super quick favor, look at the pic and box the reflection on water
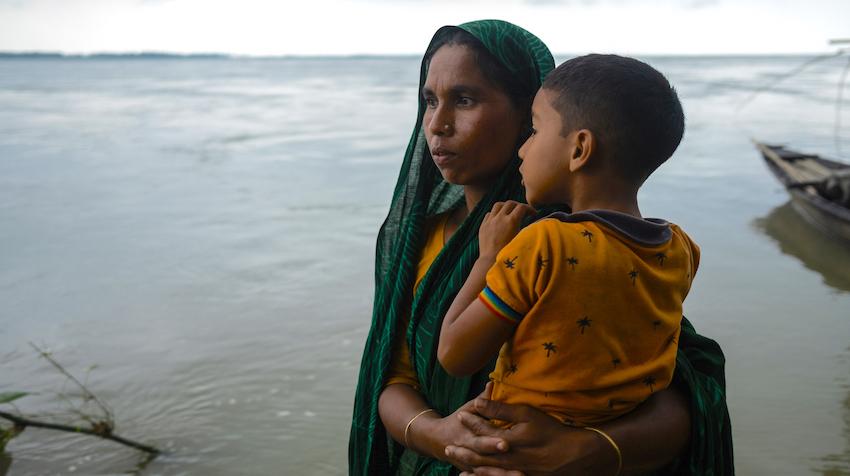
[754,202,850,293]
[815,348,850,475]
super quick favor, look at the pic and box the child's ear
[568,129,594,173]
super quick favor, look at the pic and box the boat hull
[755,141,850,243]
[788,189,850,242]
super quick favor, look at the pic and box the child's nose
[518,136,530,160]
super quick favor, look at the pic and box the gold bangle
[403,408,435,448]
[585,426,622,476]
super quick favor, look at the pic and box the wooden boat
[754,141,850,242]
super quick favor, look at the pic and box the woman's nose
[427,105,453,136]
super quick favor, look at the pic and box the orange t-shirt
[479,210,699,426]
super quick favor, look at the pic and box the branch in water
[29,342,114,426]
[0,410,159,455]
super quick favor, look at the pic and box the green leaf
[0,392,28,404]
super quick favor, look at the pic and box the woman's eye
[424,96,437,108]
[457,97,474,106]
[530,127,537,136]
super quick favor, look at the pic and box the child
[438,54,699,428]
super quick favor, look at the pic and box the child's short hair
[542,54,685,184]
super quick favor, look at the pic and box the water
[0,55,848,475]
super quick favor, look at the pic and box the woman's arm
[598,385,691,475]
[445,385,690,476]
[378,383,511,470]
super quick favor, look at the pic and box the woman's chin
[435,166,502,191]
[436,167,466,185]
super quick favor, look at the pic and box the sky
[0,0,848,56]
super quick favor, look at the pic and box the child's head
[518,54,684,207]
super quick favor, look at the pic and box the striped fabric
[479,286,523,324]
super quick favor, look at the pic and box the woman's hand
[479,201,535,260]
[446,385,690,476]
[444,395,616,476]
[410,386,512,471]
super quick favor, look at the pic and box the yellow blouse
[384,212,449,390]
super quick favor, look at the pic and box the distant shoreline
[0,52,420,60]
[0,51,829,60]
[0,52,231,60]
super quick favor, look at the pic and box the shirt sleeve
[478,222,552,325]
[687,236,700,280]
[674,225,701,286]
[383,315,420,390]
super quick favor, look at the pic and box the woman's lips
[431,147,457,166]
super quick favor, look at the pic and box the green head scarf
[349,19,733,476]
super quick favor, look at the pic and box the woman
[350,20,733,475]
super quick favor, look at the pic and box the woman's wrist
[407,411,445,460]
[404,409,435,448]
[583,427,623,476]
[549,424,620,476]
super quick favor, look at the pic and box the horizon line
[0,50,839,59]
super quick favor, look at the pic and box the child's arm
[438,201,534,377]
[438,256,511,377]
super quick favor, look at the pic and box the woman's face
[422,44,525,189]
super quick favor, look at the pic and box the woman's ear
[568,129,594,173]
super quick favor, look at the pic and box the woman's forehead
[424,44,491,90]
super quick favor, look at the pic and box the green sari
[349,19,734,476]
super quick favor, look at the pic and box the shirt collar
[544,209,672,246]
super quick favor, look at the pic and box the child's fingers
[500,201,518,215]
[506,203,534,217]
[491,202,504,215]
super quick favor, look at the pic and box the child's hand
[478,201,535,260]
